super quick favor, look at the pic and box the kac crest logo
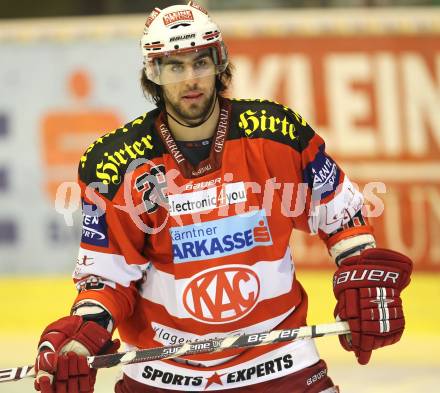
[183,265,261,324]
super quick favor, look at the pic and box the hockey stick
[0,320,349,383]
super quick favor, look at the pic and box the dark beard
[166,90,216,126]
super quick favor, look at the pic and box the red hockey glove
[34,315,120,393]
[333,248,412,365]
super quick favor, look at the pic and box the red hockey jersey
[73,97,371,390]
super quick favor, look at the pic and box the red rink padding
[114,359,336,393]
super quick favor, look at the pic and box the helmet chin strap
[166,95,218,129]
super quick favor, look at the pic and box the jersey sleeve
[263,106,374,251]
[73,169,150,326]
[299,131,374,247]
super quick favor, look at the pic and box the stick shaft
[0,321,349,382]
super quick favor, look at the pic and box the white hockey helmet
[141,1,228,85]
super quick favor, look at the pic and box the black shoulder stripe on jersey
[79,108,167,201]
[227,98,315,153]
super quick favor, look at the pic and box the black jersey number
[134,165,168,214]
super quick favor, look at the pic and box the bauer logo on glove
[333,248,413,365]
[334,268,400,286]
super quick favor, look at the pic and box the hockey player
[34,2,413,392]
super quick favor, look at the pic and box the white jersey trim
[308,176,364,235]
[73,248,148,288]
[139,248,294,320]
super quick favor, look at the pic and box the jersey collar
[155,96,231,178]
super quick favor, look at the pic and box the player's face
[160,50,217,125]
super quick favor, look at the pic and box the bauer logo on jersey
[81,201,108,247]
[304,147,340,200]
[168,182,247,216]
[170,209,272,263]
